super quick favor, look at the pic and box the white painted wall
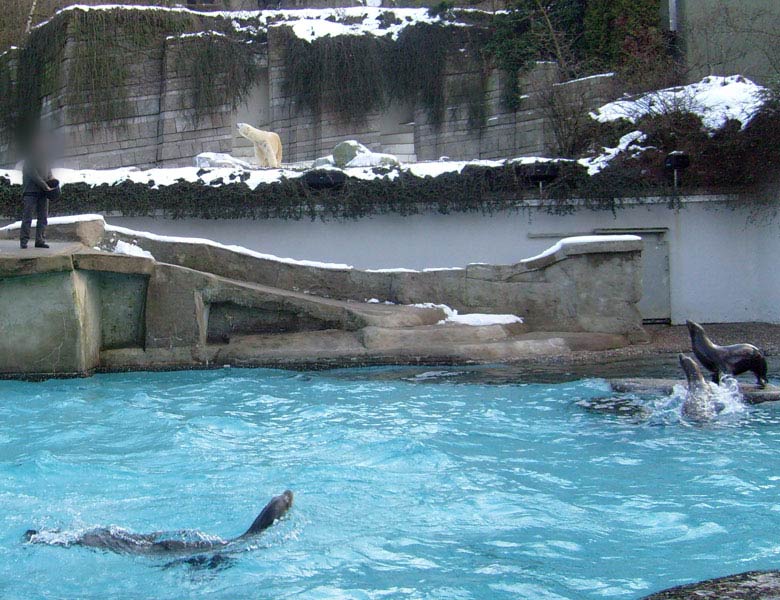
[110,196,780,324]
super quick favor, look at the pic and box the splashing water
[671,375,748,424]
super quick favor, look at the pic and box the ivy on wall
[280,22,489,128]
[65,9,196,123]
[0,2,671,144]
[174,33,262,123]
[0,162,621,222]
[3,7,261,140]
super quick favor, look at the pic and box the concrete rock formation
[0,216,646,377]
[641,571,780,599]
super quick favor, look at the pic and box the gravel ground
[502,322,780,381]
[568,322,780,363]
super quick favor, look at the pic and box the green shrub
[0,162,642,222]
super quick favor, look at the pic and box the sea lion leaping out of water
[687,320,768,388]
[679,354,721,422]
[24,490,293,557]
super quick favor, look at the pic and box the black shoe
[35,243,50,249]
[20,242,27,249]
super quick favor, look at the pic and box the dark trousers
[20,195,48,246]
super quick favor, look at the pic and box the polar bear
[237,123,283,168]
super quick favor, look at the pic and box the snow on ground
[578,131,650,175]
[279,8,457,42]
[444,313,524,326]
[113,240,154,259]
[591,75,767,131]
[0,156,563,190]
[520,235,641,264]
[40,4,473,43]
[0,165,305,191]
[411,302,523,326]
[405,159,507,178]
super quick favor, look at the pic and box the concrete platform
[0,218,648,378]
[609,378,780,404]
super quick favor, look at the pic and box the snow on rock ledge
[521,235,642,267]
[591,75,766,132]
[0,215,642,280]
[0,156,565,191]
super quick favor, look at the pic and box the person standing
[20,137,52,249]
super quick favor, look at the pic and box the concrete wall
[0,271,100,375]
[0,17,615,169]
[0,231,645,376]
[677,0,780,83]
[109,195,780,325]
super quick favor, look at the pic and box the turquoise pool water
[2,367,780,599]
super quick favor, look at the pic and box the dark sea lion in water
[679,354,721,422]
[687,320,768,387]
[641,570,780,599]
[24,490,293,557]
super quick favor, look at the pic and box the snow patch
[0,214,106,231]
[0,165,304,191]
[578,131,649,175]
[113,240,154,260]
[445,313,524,326]
[410,302,522,326]
[591,75,766,131]
[346,152,399,168]
[274,8,462,42]
[105,224,355,271]
[194,152,253,170]
[405,159,506,178]
[0,156,569,192]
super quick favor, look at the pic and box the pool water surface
[1,366,780,599]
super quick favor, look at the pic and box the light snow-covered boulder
[194,152,253,170]
[332,140,401,168]
[346,152,400,168]
[333,140,371,167]
[312,155,336,168]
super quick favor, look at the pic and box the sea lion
[687,320,768,388]
[679,354,720,422]
[24,490,293,557]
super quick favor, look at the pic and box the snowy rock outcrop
[332,140,400,169]
[194,153,253,170]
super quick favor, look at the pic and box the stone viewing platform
[0,216,646,378]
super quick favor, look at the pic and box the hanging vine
[174,33,261,124]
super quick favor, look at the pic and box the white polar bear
[237,123,283,168]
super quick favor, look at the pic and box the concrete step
[360,322,527,350]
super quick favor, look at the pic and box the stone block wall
[267,27,385,160]
[0,16,616,169]
[53,28,168,169]
[155,36,245,167]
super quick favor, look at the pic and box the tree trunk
[25,0,38,34]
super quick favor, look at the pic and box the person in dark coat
[20,136,53,249]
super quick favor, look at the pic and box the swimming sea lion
[687,320,768,388]
[24,490,293,557]
[679,354,720,422]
